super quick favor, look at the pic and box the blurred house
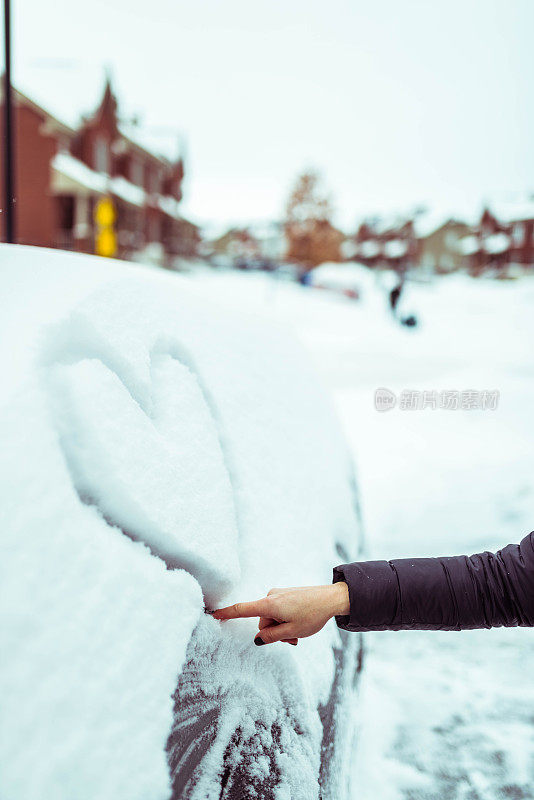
[249,221,287,263]
[207,221,286,269]
[353,216,416,271]
[0,76,199,265]
[457,199,534,275]
[350,202,534,276]
[413,212,472,274]
[285,218,344,270]
[481,201,534,269]
[210,227,259,267]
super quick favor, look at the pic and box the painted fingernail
[204,608,215,615]
[254,637,265,646]
[289,641,298,646]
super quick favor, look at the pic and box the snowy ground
[189,266,534,800]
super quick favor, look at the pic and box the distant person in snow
[210,531,534,645]
[388,273,418,328]
[389,277,404,315]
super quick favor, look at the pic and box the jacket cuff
[332,560,401,631]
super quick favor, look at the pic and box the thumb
[255,622,295,646]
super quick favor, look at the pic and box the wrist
[329,581,350,617]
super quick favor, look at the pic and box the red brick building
[480,203,534,267]
[353,216,417,271]
[455,202,534,275]
[0,76,199,264]
[352,203,534,275]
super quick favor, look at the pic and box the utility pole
[3,0,15,243]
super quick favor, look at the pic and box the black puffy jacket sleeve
[332,531,534,631]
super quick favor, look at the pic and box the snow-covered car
[0,245,365,800]
[308,261,379,301]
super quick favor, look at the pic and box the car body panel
[1,245,364,799]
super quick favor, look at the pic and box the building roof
[485,199,534,224]
[118,123,181,166]
[157,195,182,220]
[365,215,408,236]
[0,84,76,137]
[13,68,104,132]
[10,69,181,165]
[412,211,453,239]
[412,204,483,238]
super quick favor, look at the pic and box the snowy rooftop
[12,67,181,163]
[12,67,102,131]
[157,195,182,220]
[118,123,181,165]
[412,202,485,238]
[486,198,534,224]
[412,210,454,239]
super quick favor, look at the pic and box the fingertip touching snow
[0,245,364,800]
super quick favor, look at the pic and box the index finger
[211,598,270,620]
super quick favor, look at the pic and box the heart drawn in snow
[47,349,240,605]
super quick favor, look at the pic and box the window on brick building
[94,136,110,174]
[130,158,144,187]
[57,135,71,154]
[148,215,161,242]
[149,168,162,195]
[512,222,524,245]
[56,195,75,231]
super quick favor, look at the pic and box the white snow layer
[189,265,534,800]
[0,245,362,800]
[0,380,203,799]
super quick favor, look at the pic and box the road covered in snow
[191,265,534,800]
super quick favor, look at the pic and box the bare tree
[284,171,343,269]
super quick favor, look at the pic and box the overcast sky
[9,0,534,230]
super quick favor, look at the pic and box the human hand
[210,582,350,646]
